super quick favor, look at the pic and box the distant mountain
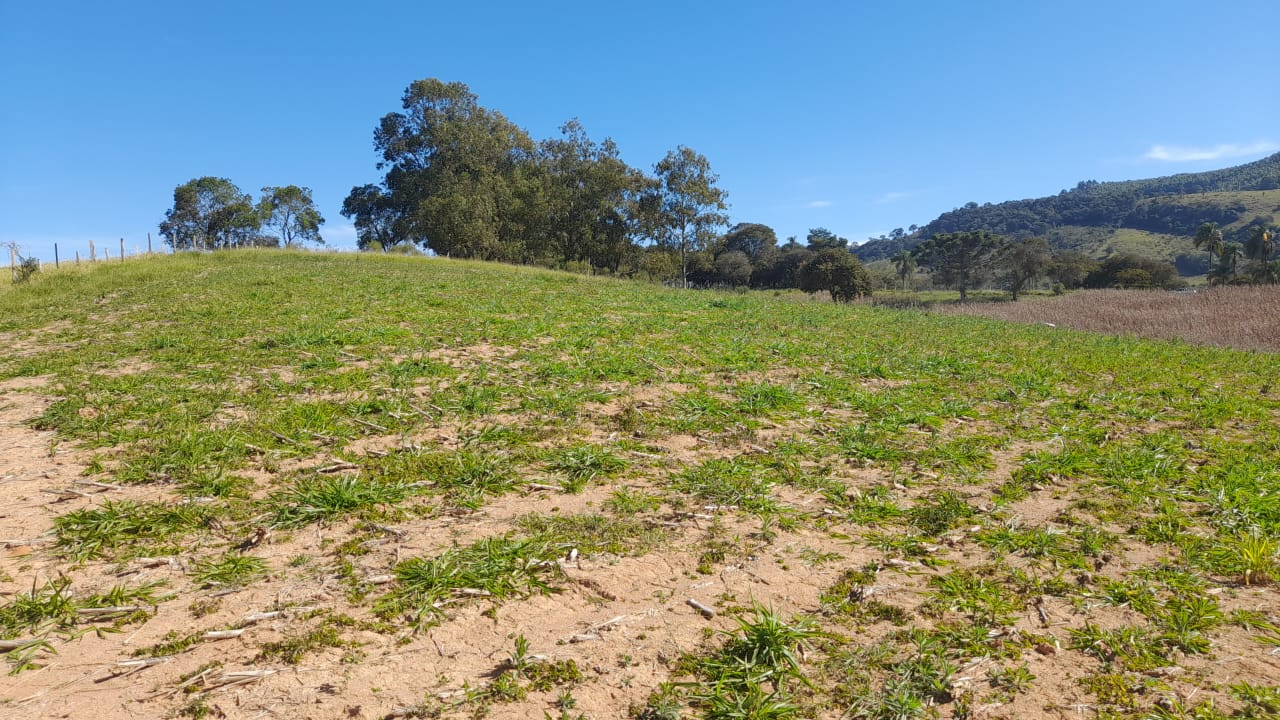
[855,152,1280,272]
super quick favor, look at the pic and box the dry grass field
[941,286,1280,353]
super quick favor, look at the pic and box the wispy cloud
[1143,141,1279,162]
[806,200,832,209]
[323,224,359,248]
[874,191,910,205]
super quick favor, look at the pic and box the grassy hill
[856,153,1280,268]
[2,252,1279,719]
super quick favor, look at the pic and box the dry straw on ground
[942,286,1280,352]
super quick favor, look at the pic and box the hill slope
[856,152,1280,265]
[2,252,1279,719]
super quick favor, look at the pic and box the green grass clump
[374,537,564,628]
[190,554,267,589]
[270,474,409,528]
[682,605,820,720]
[54,500,217,561]
[545,444,626,493]
[1,578,168,672]
[516,513,669,556]
[670,457,780,515]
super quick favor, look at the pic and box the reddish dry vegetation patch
[941,286,1280,352]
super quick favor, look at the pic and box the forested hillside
[857,152,1280,266]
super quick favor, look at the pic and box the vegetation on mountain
[856,152,1280,268]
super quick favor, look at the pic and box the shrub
[799,248,872,302]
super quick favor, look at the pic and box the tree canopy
[997,237,1051,300]
[799,248,871,302]
[650,146,729,288]
[341,184,401,251]
[911,231,1004,301]
[159,177,261,250]
[259,185,325,247]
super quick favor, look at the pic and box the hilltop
[1,252,1278,719]
[856,152,1280,269]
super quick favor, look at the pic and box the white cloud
[323,223,359,249]
[1143,141,1279,162]
[874,191,910,205]
[806,200,832,208]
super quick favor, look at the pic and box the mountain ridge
[855,151,1280,266]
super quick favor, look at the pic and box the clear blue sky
[3,1,1278,261]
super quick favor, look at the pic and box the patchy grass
[2,250,1279,718]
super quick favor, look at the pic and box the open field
[941,286,1280,353]
[1,251,1279,720]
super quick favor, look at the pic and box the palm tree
[1193,223,1224,273]
[1244,226,1277,283]
[891,250,916,291]
[1210,242,1244,284]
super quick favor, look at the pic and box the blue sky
[2,1,1278,261]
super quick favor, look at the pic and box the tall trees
[997,237,1051,300]
[651,146,729,288]
[1244,225,1278,283]
[536,119,647,271]
[259,186,325,247]
[798,248,871,302]
[1193,222,1224,271]
[370,78,537,260]
[159,177,260,250]
[1047,250,1098,289]
[341,184,402,250]
[1210,242,1244,284]
[891,249,916,291]
[348,79,684,273]
[720,223,778,265]
[911,231,1003,301]
[805,227,848,250]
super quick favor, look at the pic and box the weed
[547,444,626,493]
[671,457,779,515]
[907,490,975,536]
[256,616,349,664]
[517,513,668,556]
[191,554,267,589]
[54,500,216,561]
[1209,531,1278,586]
[375,537,563,628]
[926,569,1023,625]
[1231,682,1280,718]
[270,474,407,527]
[606,487,663,515]
[685,605,818,720]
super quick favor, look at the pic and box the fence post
[120,238,125,263]
[76,251,80,265]
[54,243,59,269]
[147,233,152,254]
[8,246,14,282]
[90,239,96,262]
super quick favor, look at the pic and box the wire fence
[7,235,170,282]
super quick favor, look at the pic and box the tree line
[154,77,1280,299]
[1193,222,1280,285]
[159,178,325,250]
